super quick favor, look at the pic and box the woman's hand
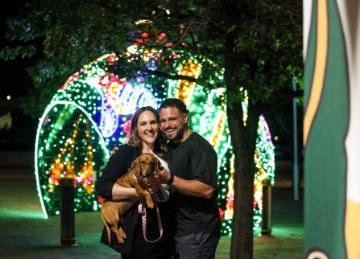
[111,145,120,155]
[147,180,161,195]
[142,170,161,195]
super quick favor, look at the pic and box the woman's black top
[95,144,174,258]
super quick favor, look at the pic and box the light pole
[293,80,299,201]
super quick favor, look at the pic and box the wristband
[167,173,174,185]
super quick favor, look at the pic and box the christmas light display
[34,32,275,235]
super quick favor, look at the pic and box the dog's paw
[116,231,126,243]
[117,237,125,244]
[119,228,127,239]
[146,200,155,209]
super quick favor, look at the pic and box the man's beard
[167,126,186,143]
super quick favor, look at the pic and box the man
[158,98,221,259]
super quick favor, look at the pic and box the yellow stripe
[345,200,360,259]
[303,0,328,145]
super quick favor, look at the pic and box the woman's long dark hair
[127,106,167,159]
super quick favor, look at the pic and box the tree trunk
[223,25,261,257]
[227,104,258,259]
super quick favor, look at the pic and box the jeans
[174,232,220,259]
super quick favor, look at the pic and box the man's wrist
[167,173,174,185]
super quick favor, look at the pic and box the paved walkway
[0,151,303,258]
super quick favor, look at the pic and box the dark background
[0,1,38,151]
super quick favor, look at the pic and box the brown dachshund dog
[101,153,162,244]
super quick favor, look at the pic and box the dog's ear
[156,157,163,170]
[131,156,141,178]
[154,157,163,175]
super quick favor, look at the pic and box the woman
[95,106,173,259]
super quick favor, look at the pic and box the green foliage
[0,45,37,60]
[2,0,302,117]
[1,0,162,116]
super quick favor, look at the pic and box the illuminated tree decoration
[34,32,275,235]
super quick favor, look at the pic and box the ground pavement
[0,151,303,258]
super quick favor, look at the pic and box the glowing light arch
[35,53,166,217]
[35,38,275,235]
[35,101,110,218]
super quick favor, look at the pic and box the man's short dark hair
[160,98,188,114]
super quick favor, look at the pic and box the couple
[95,98,221,259]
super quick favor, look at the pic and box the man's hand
[158,167,172,185]
[141,170,161,195]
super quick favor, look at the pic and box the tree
[1,0,302,258]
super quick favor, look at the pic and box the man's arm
[159,168,215,199]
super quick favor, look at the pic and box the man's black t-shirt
[168,132,221,237]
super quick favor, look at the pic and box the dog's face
[131,153,161,183]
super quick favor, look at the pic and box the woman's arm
[110,183,139,201]
[95,145,140,200]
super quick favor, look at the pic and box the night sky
[0,1,37,150]
[0,1,34,100]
